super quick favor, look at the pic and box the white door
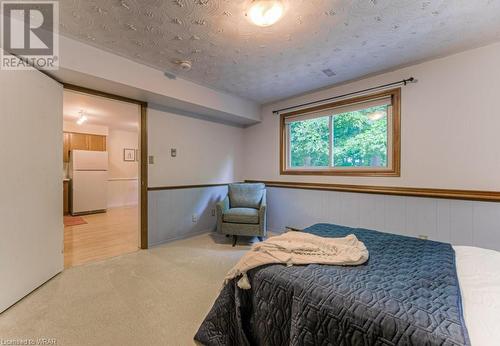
[0,66,63,312]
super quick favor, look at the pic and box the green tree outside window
[289,105,388,168]
[290,117,329,167]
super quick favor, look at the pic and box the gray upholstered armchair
[216,183,267,246]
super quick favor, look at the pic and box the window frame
[280,88,401,177]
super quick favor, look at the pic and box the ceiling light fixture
[77,110,88,125]
[247,0,285,27]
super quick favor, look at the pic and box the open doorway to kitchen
[62,87,145,268]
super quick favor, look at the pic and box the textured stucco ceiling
[60,0,500,103]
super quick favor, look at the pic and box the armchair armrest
[259,190,267,210]
[259,191,267,235]
[217,196,229,213]
[216,196,229,233]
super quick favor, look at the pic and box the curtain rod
[272,77,417,115]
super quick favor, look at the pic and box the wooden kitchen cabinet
[63,181,69,215]
[63,132,107,162]
[69,133,89,151]
[63,132,70,162]
[88,134,106,151]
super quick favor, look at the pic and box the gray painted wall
[148,186,228,247]
[148,185,500,252]
[266,187,500,252]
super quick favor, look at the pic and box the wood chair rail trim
[245,180,500,202]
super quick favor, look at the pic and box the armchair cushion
[228,183,265,209]
[223,208,259,224]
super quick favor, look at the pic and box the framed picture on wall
[124,148,136,162]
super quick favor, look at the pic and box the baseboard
[107,203,139,209]
[148,228,214,248]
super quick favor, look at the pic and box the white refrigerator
[69,150,108,215]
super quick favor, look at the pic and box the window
[280,89,400,176]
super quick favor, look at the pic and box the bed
[195,223,500,346]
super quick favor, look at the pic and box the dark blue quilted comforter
[195,224,470,345]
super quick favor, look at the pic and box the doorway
[62,85,147,268]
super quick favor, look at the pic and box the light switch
[148,155,154,164]
[171,148,177,157]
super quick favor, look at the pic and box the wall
[148,106,244,187]
[148,186,228,246]
[243,42,500,191]
[266,188,500,251]
[147,106,245,246]
[243,42,500,249]
[63,121,108,136]
[107,129,139,208]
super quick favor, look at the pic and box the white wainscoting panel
[148,186,228,247]
[266,187,500,251]
[107,178,139,209]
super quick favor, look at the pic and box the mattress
[196,223,472,345]
[454,246,500,346]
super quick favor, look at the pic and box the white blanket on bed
[455,246,500,346]
[225,231,369,289]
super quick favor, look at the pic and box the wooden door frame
[63,83,149,249]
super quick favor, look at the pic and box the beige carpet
[0,233,256,345]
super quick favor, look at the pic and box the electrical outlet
[148,155,154,164]
[418,235,428,240]
[211,209,216,216]
[192,214,197,223]
[171,148,177,157]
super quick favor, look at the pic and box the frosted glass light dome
[247,0,285,27]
